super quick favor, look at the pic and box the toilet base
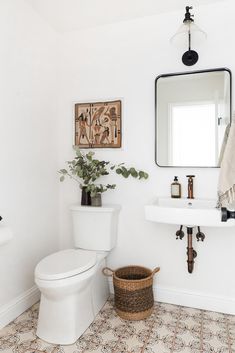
[92,257,109,316]
[36,274,95,344]
[36,258,109,345]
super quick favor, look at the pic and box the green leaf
[86,154,92,161]
[130,168,138,178]
[138,171,149,179]
[116,168,122,174]
[86,151,94,160]
[138,171,144,179]
[60,175,65,182]
[107,184,116,189]
[122,171,129,178]
[144,172,149,179]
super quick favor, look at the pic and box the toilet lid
[35,249,97,280]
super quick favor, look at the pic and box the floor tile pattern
[0,298,234,353]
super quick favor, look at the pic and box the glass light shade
[170,21,207,48]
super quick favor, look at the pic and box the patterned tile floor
[0,298,235,353]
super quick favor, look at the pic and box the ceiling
[26,0,225,32]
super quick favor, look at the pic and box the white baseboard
[108,279,235,315]
[155,286,235,315]
[0,285,40,329]
[1,281,233,330]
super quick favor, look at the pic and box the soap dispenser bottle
[171,176,181,198]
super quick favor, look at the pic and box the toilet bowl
[35,205,121,345]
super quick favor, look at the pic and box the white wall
[0,0,59,324]
[58,0,235,313]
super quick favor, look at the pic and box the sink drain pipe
[187,227,197,273]
[176,226,205,273]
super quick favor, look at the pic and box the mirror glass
[155,69,231,167]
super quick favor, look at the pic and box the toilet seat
[35,249,97,281]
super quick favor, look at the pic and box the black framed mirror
[155,68,232,167]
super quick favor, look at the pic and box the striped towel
[217,115,235,207]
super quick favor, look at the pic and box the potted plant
[59,148,148,206]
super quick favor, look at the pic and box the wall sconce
[171,6,207,66]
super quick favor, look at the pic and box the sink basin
[145,197,235,227]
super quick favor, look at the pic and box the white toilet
[34,204,121,345]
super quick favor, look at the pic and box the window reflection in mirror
[155,69,231,167]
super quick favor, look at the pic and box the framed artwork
[74,100,122,148]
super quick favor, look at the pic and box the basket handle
[102,267,114,277]
[151,267,160,277]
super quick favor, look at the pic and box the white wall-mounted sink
[145,197,235,227]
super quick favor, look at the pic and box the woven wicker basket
[103,265,160,320]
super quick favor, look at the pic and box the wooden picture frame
[74,100,121,148]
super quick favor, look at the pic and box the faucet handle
[176,225,184,240]
[186,175,195,178]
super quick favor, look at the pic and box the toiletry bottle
[171,176,181,198]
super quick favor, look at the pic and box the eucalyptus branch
[59,170,82,186]
[59,148,149,197]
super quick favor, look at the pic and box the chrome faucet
[186,175,195,199]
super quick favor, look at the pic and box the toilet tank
[70,205,121,251]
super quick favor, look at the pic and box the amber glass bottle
[171,176,181,198]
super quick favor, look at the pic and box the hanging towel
[217,114,235,207]
[218,123,230,167]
